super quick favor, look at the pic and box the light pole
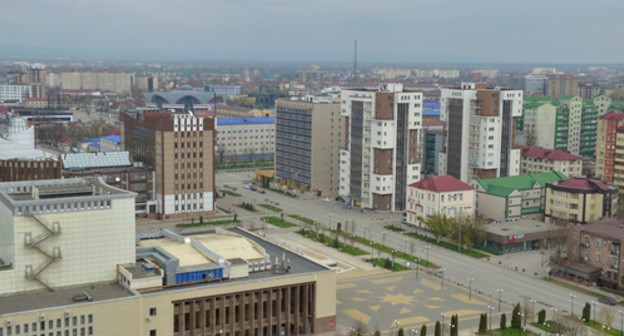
[411,328,418,336]
[382,231,387,247]
[467,278,474,300]
[497,289,503,312]
[425,245,430,265]
[458,220,462,252]
[551,307,557,321]
[441,313,447,336]
[363,225,367,240]
[439,268,446,289]
[593,301,598,322]
[393,319,400,336]
[619,310,623,336]
[488,306,494,331]
[570,294,577,317]
[329,213,333,230]
[530,299,537,323]
[403,237,408,254]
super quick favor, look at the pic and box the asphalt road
[209,171,622,326]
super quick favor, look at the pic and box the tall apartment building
[547,74,578,99]
[0,85,33,103]
[339,84,422,211]
[439,83,523,182]
[275,97,341,196]
[216,117,275,164]
[51,71,135,94]
[422,120,444,175]
[595,112,624,184]
[524,74,548,96]
[120,110,215,218]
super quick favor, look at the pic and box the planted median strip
[261,216,298,228]
[258,204,282,212]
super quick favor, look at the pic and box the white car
[243,183,252,189]
[322,197,332,203]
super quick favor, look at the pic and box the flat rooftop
[0,283,134,315]
[486,219,561,236]
[0,177,131,203]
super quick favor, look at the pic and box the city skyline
[1,0,623,63]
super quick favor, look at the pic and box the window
[149,308,157,317]
[150,331,157,336]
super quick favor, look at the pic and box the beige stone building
[519,146,582,177]
[0,178,337,336]
[275,97,341,196]
[545,176,618,225]
[120,110,215,218]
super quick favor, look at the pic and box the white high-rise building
[439,83,523,182]
[339,84,423,211]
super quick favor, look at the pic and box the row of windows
[17,201,112,216]
[0,315,93,336]
[219,129,273,133]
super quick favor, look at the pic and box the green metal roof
[474,171,568,197]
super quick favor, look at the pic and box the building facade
[339,84,423,211]
[216,117,275,165]
[422,120,444,175]
[50,71,135,94]
[471,171,568,221]
[547,74,578,99]
[0,85,33,103]
[120,110,215,218]
[275,98,341,196]
[405,175,475,227]
[519,146,582,177]
[545,176,618,225]
[439,83,523,182]
[523,74,548,96]
[595,112,624,184]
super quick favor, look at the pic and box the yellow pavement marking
[427,297,444,301]
[357,289,373,295]
[371,276,402,285]
[343,309,371,325]
[396,316,430,326]
[351,297,366,302]
[400,307,412,315]
[420,278,441,291]
[424,304,441,309]
[337,283,357,290]
[380,293,415,305]
[370,305,381,312]
[451,293,486,305]
[385,286,397,292]
[441,309,482,318]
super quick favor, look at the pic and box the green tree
[434,321,441,336]
[582,302,591,322]
[450,314,458,336]
[500,313,507,330]
[398,328,404,336]
[421,214,453,243]
[538,309,546,324]
[511,303,522,329]
[421,324,427,336]
[478,314,487,334]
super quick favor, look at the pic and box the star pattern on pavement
[379,292,415,306]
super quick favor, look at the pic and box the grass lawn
[258,204,282,212]
[268,187,298,198]
[583,320,622,336]
[262,216,298,228]
[488,328,534,336]
[235,204,259,213]
[404,231,489,258]
[368,258,410,272]
[384,224,405,232]
[176,219,240,228]
[220,190,241,197]
[288,214,315,225]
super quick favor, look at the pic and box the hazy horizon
[1,0,623,64]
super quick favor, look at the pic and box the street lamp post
[411,328,418,336]
[551,307,557,321]
[403,237,408,254]
[393,320,400,336]
[593,301,598,322]
[441,313,447,336]
[570,294,577,317]
[619,310,623,336]
[497,289,503,312]
[363,225,367,240]
[382,231,387,247]
[425,245,431,265]
[530,299,537,323]
[440,268,446,290]
[467,278,474,300]
[488,306,494,331]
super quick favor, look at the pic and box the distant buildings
[471,171,568,221]
[275,97,341,196]
[484,219,566,254]
[216,117,275,164]
[144,86,217,112]
[595,111,624,184]
[547,74,578,99]
[47,70,136,94]
[405,175,475,227]
[0,85,34,103]
[523,74,548,96]
[439,83,523,182]
[518,146,582,177]
[545,176,618,225]
[120,110,215,218]
[339,84,423,211]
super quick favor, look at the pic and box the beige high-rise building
[56,71,135,94]
[547,74,578,99]
[275,97,341,196]
[120,110,215,218]
[340,84,423,211]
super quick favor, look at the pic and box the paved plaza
[337,270,512,335]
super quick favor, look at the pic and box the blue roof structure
[217,117,275,126]
[101,135,120,145]
[423,101,440,118]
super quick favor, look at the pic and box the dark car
[598,296,618,306]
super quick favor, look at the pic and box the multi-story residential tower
[439,83,523,182]
[547,74,578,99]
[275,97,341,196]
[545,176,618,225]
[339,84,423,211]
[422,120,444,175]
[120,110,215,218]
[215,117,275,165]
[595,112,624,184]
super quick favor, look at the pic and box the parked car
[323,197,332,203]
[256,188,266,194]
[243,183,252,189]
[250,185,257,191]
[598,296,618,306]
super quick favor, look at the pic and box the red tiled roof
[409,175,472,192]
[422,120,444,127]
[552,176,612,191]
[599,111,624,121]
[519,146,581,161]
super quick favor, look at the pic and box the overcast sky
[1,0,623,63]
